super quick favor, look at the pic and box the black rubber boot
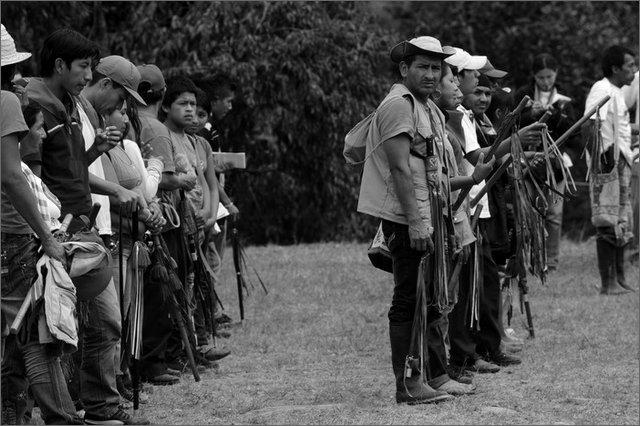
[389,322,452,404]
[597,239,630,295]
[616,245,636,291]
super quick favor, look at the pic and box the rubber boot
[597,239,630,295]
[616,246,636,291]
[389,322,452,404]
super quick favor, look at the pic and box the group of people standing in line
[1,24,241,424]
[0,19,638,425]
[355,35,638,404]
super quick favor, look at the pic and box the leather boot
[389,322,452,404]
[597,239,630,295]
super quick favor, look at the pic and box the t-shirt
[585,77,633,165]
[1,90,32,234]
[139,110,175,174]
[168,130,203,210]
[457,104,490,219]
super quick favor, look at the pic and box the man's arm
[382,133,431,252]
[88,173,144,215]
[1,134,65,262]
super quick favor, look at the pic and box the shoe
[167,359,207,375]
[214,312,233,324]
[199,345,231,361]
[471,358,500,373]
[215,329,232,339]
[446,365,473,385]
[165,368,182,377]
[502,340,523,354]
[489,351,522,366]
[84,408,150,425]
[146,373,180,386]
[433,379,476,396]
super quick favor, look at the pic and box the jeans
[111,242,132,376]
[381,220,448,388]
[77,279,121,417]
[1,234,78,424]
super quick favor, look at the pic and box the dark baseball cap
[95,55,146,105]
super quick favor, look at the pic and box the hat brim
[483,69,508,79]
[1,51,32,67]
[390,41,453,63]
[123,86,147,106]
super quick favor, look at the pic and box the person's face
[59,57,93,96]
[165,92,196,129]
[615,54,637,86]
[437,67,463,110]
[211,94,234,121]
[188,105,210,133]
[464,86,492,115]
[533,68,557,92]
[104,104,128,139]
[457,69,479,96]
[401,55,442,101]
[94,78,127,116]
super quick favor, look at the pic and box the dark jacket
[25,78,93,218]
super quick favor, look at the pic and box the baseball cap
[95,55,146,105]
[444,47,486,71]
[477,74,493,90]
[137,64,166,93]
[390,36,455,63]
[1,24,31,66]
[480,58,508,79]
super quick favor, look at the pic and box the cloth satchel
[589,100,621,228]
[367,221,392,273]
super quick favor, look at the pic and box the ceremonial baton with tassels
[467,97,611,208]
[447,205,483,289]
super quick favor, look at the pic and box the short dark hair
[194,87,212,115]
[193,74,236,101]
[0,64,17,89]
[39,29,100,77]
[162,76,199,108]
[139,84,165,105]
[602,45,634,78]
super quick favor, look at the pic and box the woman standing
[514,53,577,272]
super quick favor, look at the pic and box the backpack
[343,92,413,165]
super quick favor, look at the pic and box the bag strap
[359,93,420,166]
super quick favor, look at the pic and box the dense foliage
[2,1,638,244]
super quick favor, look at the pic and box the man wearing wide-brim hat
[357,36,474,404]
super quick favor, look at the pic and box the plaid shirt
[21,162,61,232]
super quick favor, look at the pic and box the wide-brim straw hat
[1,24,31,67]
[390,36,454,63]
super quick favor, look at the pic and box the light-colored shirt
[76,100,112,235]
[585,77,633,165]
[457,104,490,218]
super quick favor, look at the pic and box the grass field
[54,238,630,425]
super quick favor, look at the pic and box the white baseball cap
[443,47,486,71]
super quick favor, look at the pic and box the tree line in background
[2,1,638,244]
